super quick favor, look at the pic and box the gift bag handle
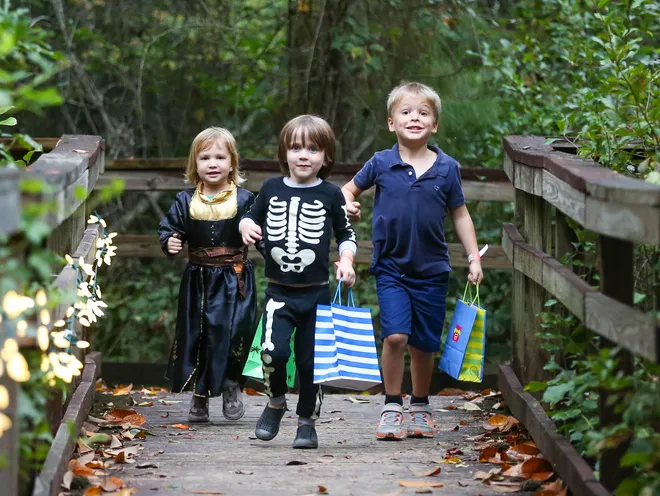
[462,281,480,307]
[333,279,356,307]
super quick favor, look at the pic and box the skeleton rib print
[267,196,325,273]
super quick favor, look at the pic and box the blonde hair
[387,82,442,122]
[278,115,336,180]
[184,127,245,186]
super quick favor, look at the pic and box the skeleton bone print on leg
[269,197,325,273]
[262,298,285,396]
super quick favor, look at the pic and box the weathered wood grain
[32,352,102,496]
[542,258,593,322]
[513,161,543,196]
[0,168,20,235]
[114,234,512,269]
[585,292,657,362]
[585,196,660,246]
[542,170,586,225]
[116,391,507,495]
[498,365,610,496]
[503,222,658,362]
[100,168,514,201]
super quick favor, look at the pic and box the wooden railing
[97,157,515,268]
[0,136,104,495]
[499,136,660,495]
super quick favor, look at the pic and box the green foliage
[529,300,660,494]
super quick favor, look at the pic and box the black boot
[188,395,209,423]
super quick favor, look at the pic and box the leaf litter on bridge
[62,381,568,495]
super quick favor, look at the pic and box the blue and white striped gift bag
[313,284,382,390]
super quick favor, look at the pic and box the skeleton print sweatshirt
[241,177,357,285]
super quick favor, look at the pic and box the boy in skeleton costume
[240,115,357,449]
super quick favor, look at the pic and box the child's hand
[335,256,356,287]
[468,260,483,285]
[167,233,183,255]
[240,220,262,245]
[346,201,361,222]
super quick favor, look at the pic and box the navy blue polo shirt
[353,143,465,278]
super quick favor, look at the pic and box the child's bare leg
[381,333,408,395]
[376,333,408,440]
[408,346,434,398]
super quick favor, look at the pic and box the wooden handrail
[99,160,515,202]
[0,135,104,494]
[503,136,660,244]
[113,234,513,269]
[502,222,657,361]
[501,135,660,494]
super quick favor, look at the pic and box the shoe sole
[406,429,435,438]
[376,432,405,440]
[188,415,210,423]
[255,428,279,441]
[223,407,245,421]
[292,441,318,449]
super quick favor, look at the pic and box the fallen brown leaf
[479,446,497,462]
[112,384,133,396]
[77,452,95,466]
[171,424,190,430]
[411,467,441,477]
[191,492,224,495]
[123,413,147,426]
[68,459,94,477]
[105,408,138,421]
[511,441,539,456]
[399,481,443,488]
[114,451,126,464]
[522,457,553,478]
[243,387,262,396]
[101,477,124,492]
[437,388,464,396]
[415,490,432,494]
[84,487,103,496]
[445,405,457,410]
[318,485,328,494]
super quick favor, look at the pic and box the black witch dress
[158,184,260,397]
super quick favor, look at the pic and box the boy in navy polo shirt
[342,82,483,440]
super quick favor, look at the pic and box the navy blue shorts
[376,271,450,353]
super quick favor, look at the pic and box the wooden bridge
[0,135,658,495]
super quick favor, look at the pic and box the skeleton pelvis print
[267,196,326,273]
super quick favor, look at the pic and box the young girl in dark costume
[158,127,261,422]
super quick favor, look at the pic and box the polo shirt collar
[386,143,448,177]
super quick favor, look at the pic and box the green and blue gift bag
[439,282,487,383]
[242,317,297,388]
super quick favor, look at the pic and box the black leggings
[261,283,330,419]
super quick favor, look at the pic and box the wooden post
[0,376,18,495]
[598,235,634,491]
[512,190,552,386]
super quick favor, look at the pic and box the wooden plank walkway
[112,391,508,495]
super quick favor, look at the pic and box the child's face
[286,131,325,184]
[388,93,438,145]
[196,139,232,191]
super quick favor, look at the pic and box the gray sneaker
[222,381,245,421]
[406,403,435,438]
[376,403,405,440]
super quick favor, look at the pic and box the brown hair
[277,115,336,180]
[184,127,245,186]
[387,81,442,123]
